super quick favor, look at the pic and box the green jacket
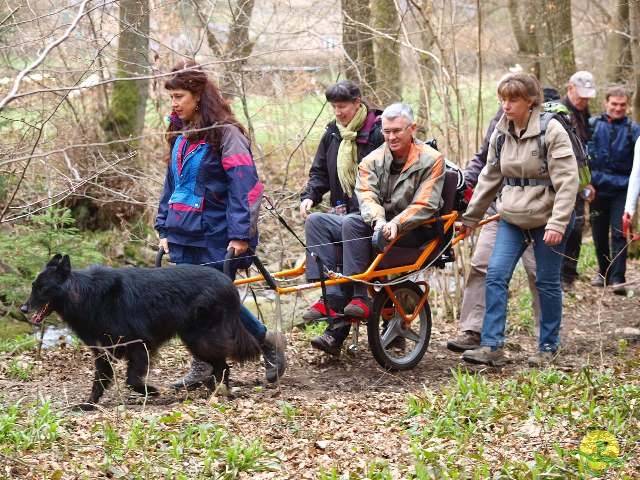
[355,140,445,233]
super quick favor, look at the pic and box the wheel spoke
[402,328,421,343]
[381,318,402,348]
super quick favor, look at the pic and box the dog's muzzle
[21,302,52,325]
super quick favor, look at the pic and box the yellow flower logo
[571,430,635,477]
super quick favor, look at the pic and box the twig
[0,0,93,111]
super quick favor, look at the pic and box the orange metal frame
[232,211,497,325]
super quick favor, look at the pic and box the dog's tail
[189,287,262,363]
[230,321,262,363]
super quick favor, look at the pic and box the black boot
[262,331,287,383]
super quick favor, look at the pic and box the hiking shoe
[343,297,372,319]
[262,330,287,383]
[590,274,605,287]
[527,350,558,367]
[447,330,481,353]
[461,346,506,366]
[310,332,343,356]
[611,283,627,296]
[302,295,346,321]
[171,357,213,390]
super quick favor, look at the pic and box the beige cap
[569,71,597,98]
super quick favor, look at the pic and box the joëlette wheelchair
[230,169,464,371]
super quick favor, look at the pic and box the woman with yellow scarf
[299,80,384,355]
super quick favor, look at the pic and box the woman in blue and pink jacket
[155,61,286,386]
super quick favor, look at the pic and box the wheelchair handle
[155,246,165,268]
[223,247,236,279]
[372,229,389,253]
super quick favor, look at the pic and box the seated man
[308,102,446,355]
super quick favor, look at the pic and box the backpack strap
[502,177,553,187]
[495,132,505,168]
[538,111,554,173]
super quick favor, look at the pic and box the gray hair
[381,103,414,124]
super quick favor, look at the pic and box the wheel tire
[367,281,431,371]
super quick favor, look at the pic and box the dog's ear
[47,254,63,267]
[57,255,71,276]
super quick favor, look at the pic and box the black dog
[21,254,261,409]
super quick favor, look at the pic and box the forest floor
[1,260,639,479]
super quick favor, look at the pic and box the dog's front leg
[125,343,159,397]
[77,350,115,410]
[204,359,231,397]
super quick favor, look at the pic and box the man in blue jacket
[587,86,640,294]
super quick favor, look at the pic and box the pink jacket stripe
[222,153,253,170]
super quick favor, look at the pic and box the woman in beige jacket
[459,73,578,367]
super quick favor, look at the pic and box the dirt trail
[1,262,639,478]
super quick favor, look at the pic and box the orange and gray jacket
[355,140,445,234]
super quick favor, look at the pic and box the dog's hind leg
[79,350,115,410]
[203,359,231,396]
[125,343,159,397]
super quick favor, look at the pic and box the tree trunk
[372,0,401,106]
[412,0,435,131]
[342,0,376,98]
[221,0,255,98]
[101,0,150,148]
[606,0,632,83]
[194,0,256,100]
[507,0,541,78]
[538,0,576,88]
[629,1,640,122]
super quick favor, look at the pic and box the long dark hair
[164,60,247,153]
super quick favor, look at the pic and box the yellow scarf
[336,104,367,197]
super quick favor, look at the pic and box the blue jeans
[481,216,574,352]
[169,243,267,342]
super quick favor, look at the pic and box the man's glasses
[382,125,409,136]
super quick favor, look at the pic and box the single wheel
[367,281,431,370]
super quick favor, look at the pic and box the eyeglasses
[382,126,409,136]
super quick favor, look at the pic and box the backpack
[495,101,591,189]
[424,137,468,212]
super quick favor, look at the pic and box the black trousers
[589,191,627,284]
[561,195,585,283]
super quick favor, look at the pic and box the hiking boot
[590,274,605,287]
[343,297,372,319]
[611,283,627,296]
[302,295,346,322]
[461,346,506,366]
[527,350,558,368]
[310,332,343,356]
[447,330,481,353]
[562,279,575,292]
[262,330,287,383]
[171,357,213,390]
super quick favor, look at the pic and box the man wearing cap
[559,71,597,290]
[587,85,640,294]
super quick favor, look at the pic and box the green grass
[0,403,278,477]
[506,266,535,336]
[0,327,34,351]
[405,367,639,478]
[301,320,329,339]
[578,241,598,278]
[5,359,33,380]
[0,400,63,453]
